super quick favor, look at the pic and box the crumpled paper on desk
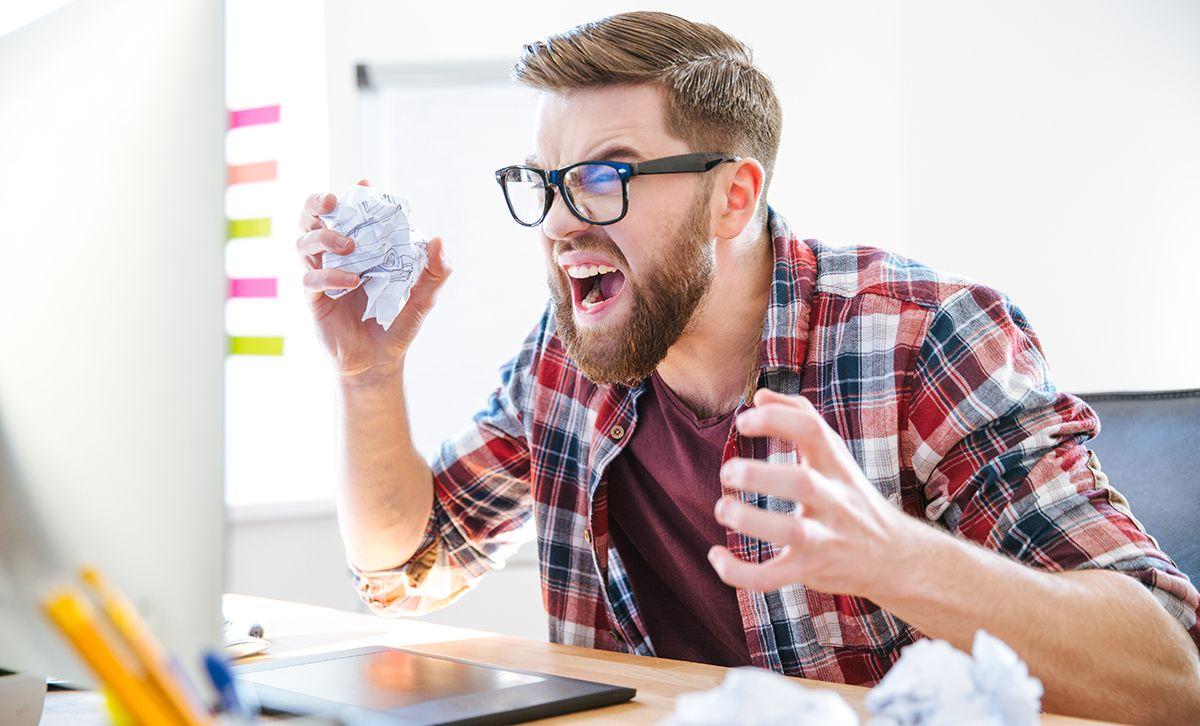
[866,629,1043,726]
[319,184,429,331]
[659,666,859,726]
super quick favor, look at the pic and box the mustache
[552,233,630,269]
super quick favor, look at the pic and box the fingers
[296,228,354,272]
[303,268,360,297]
[707,544,804,592]
[708,509,834,592]
[752,387,808,410]
[297,227,354,257]
[300,192,337,232]
[719,458,834,514]
[736,394,859,481]
[715,496,807,545]
[300,178,367,231]
[735,402,842,476]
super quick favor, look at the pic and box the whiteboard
[358,65,551,460]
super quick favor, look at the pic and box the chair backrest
[1077,389,1200,586]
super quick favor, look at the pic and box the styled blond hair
[513,11,783,222]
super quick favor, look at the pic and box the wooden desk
[43,593,1112,724]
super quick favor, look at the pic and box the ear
[712,158,765,241]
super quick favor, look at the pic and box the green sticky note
[227,217,272,239]
[227,336,284,356]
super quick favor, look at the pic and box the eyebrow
[524,143,645,170]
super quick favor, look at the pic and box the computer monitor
[0,0,226,689]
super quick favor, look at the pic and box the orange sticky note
[227,160,277,186]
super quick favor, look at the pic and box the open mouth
[563,261,627,318]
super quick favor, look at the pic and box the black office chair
[1076,389,1200,586]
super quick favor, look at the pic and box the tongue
[599,271,624,300]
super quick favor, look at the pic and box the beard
[546,185,715,386]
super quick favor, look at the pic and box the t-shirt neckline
[650,370,738,430]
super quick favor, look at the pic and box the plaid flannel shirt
[350,208,1200,685]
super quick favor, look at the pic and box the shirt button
[609,424,625,440]
[609,629,620,642]
[583,528,593,544]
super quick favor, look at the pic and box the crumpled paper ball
[660,666,859,726]
[319,184,429,331]
[865,630,1043,726]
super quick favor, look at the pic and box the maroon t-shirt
[605,371,753,667]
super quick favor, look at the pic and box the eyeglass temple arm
[631,153,740,176]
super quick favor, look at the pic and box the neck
[656,221,774,419]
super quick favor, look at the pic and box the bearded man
[295,11,1200,723]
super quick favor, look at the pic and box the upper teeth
[564,264,617,279]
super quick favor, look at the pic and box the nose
[540,185,591,241]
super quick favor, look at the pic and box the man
[296,11,1200,723]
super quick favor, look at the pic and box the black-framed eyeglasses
[494,152,740,227]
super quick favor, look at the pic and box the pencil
[80,567,214,726]
[42,588,181,725]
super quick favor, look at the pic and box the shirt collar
[757,206,816,374]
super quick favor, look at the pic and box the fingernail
[714,498,728,518]
[720,460,743,485]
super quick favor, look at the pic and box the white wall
[899,0,1200,392]
[224,0,333,507]
[326,0,1200,396]
[228,0,1200,641]
[324,1,907,251]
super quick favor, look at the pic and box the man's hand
[297,179,452,378]
[300,181,444,575]
[708,389,1200,724]
[708,387,922,600]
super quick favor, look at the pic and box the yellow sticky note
[227,336,284,356]
[226,217,271,239]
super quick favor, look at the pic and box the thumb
[422,236,451,279]
[405,237,452,313]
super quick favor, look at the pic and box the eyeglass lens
[501,163,625,225]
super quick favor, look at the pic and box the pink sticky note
[228,278,277,298]
[228,105,280,129]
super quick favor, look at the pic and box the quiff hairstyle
[512,11,783,224]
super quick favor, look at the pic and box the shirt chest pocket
[803,588,914,654]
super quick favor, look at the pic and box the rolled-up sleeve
[348,312,549,616]
[906,284,1200,650]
